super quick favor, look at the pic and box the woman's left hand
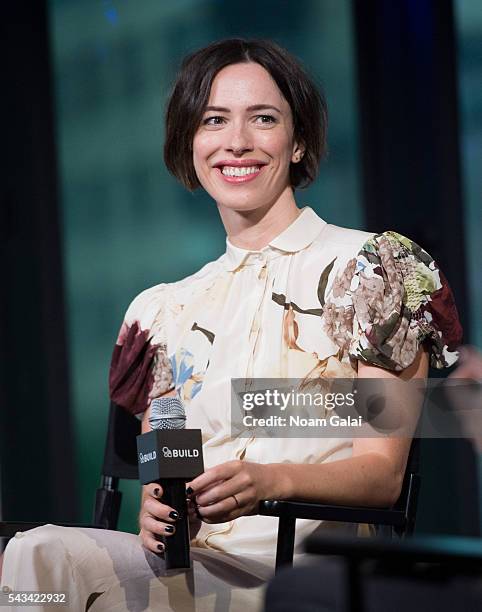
[186,460,274,523]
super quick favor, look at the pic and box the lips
[212,159,268,169]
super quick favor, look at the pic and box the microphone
[149,396,187,430]
[137,395,204,570]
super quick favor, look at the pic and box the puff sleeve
[347,231,463,371]
[109,285,174,416]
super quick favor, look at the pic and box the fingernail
[165,525,174,533]
[186,486,194,495]
[169,511,179,520]
[157,543,165,552]
[195,506,202,520]
[153,487,161,497]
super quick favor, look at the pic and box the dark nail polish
[169,511,179,521]
[165,525,174,533]
[195,506,203,520]
[153,487,160,497]
[157,543,164,552]
[186,486,194,495]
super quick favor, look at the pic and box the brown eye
[203,116,225,126]
[254,115,277,125]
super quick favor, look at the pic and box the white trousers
[1,525,273,612]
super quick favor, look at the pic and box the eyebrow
[204,104,282,113]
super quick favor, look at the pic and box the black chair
[0,402,421,573]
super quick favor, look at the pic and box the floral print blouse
[109,207,462,555]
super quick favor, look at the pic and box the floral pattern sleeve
[346,232,463,371]
[108,286,173,416]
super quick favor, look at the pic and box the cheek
[260,131,294,161]
[193,136,216,173]
[192,141,217,193]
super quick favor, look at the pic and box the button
[14,531,24,539]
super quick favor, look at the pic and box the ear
[291,142,306,164]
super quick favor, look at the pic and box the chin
[217,197,269,214]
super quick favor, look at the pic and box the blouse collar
[222,207,327,272]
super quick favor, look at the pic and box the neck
[217,187,300,251]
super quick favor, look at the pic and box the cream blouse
[110,207,461,555]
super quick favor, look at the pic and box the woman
[1,38,462,611]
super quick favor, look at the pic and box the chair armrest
[259,499,406,528]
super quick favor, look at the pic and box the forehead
[207,62,289,110]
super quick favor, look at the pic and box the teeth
[221,166,261,177]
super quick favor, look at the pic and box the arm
[268,346,429,507]
[189,347,429,522]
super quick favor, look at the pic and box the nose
[225,120,253,155]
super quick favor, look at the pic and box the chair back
[101,401,140,479]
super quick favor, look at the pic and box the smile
[216,165,265,184]
[222,165,260,177]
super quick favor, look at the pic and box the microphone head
[149,396,186,430]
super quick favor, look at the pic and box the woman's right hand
[138,483,180,554]
[138,484,202,554]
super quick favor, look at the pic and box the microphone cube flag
[136,429,204,485]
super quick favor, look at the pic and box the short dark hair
[164,38,327,191]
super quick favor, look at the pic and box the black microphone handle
[159,478,190,570]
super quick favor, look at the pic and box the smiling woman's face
[193,62,302,213]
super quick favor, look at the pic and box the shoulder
[316,224,463,371]
[309,222,375,269]
[322,223,375,251]
[110,256,225,415]
[123,256,225,328]
[310,221,374,252]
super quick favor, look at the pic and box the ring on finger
[231,494,240,508]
